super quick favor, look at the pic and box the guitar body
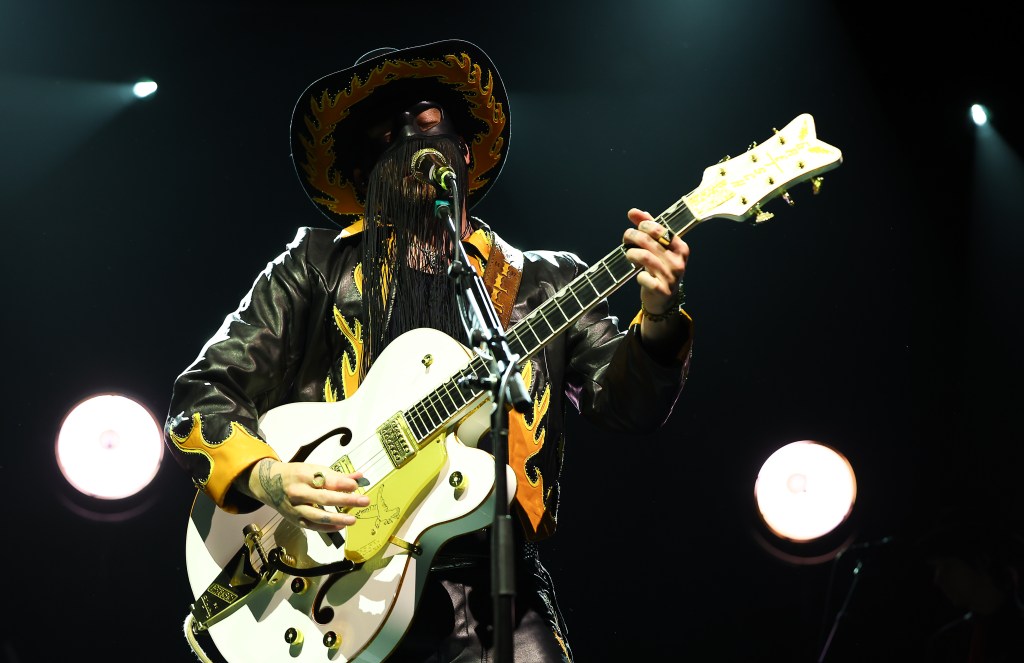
[185,328,516,662]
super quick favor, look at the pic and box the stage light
[133,78,158,98]
[55,393,163,500]
[970,103,989,127]
[752,440,858,564]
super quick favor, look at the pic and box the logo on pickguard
[354,487,400,535]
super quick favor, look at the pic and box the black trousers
[386,533,573,663]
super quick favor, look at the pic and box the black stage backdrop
[2,2,1020,661]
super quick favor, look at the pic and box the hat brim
[290,39,510,229]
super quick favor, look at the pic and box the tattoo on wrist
[257,458,286,506]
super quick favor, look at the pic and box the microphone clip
[411,147,456,194]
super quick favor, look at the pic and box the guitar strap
[481,232,524,330]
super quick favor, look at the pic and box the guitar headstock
[681,113,842,223]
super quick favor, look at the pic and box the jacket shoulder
[284,226,357,262]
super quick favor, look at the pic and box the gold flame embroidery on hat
[297,52,506,223]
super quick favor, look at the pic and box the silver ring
[311,471,326,489]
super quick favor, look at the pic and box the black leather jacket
[164,219,691,541]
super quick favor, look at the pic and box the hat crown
[354,47,397,66]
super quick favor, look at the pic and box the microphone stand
[816,537,891,662]
[434,179,531,663]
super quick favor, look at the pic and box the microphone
[411,148,456,193]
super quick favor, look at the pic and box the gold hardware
[323,631,340,649]
[754,206,775,223]
[284,627,304,645]
[387,535,424,556]
[422,354,434,367]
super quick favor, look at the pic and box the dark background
[2,1,1021,661]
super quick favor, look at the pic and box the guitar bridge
[190,523,280,632]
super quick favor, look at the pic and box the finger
[633,218,678,250]
[627,207,654,227]
[635,270,670,296]
[298,506,358,531]
[625,249,675,292]
[623,226,662,254]
[305,468,365,491]
[305,474,371,510]
[637,269,678,301]
[314,488,371,509]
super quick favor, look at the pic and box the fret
[431,393,452,423]
[546,290,570,319]
[564,285,587,311]
[578,272,603,301]
[511,319,541,355]
[588,265,617,296]
[436,382,460,417]
[531,306,557,339]
[423,391,446,426]
[406,406,428,439]
[507,327,528,360]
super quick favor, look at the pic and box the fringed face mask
[357,102,470,380]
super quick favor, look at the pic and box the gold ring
[657,228,675,248]
[312,471,326,489]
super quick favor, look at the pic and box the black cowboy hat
[289,39,511,231]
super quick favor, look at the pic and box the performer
[165,39,692,661]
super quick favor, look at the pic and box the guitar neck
[507,197,701,362]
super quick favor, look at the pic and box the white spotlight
[970,104,989,127]
[55,393,164,500]
[133,79,158,98]
[754,440,856,543]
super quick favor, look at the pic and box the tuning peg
[811,176,824,195]
[748,141,758,151]
[781,191,795,206]
[754,205,774,224]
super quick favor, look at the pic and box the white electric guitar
[182,113,843,662]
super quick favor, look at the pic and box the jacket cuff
[630,307,694,364]
[169,413,280,513]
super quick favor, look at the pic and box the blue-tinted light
[133,79,158,98]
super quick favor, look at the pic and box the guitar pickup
[377,413,417,468]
